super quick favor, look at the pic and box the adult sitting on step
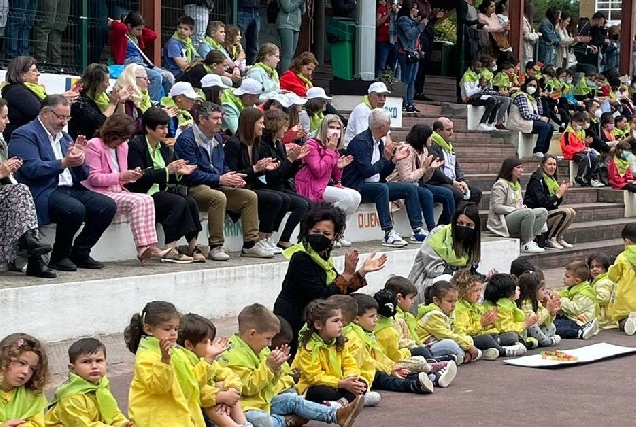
[506,76,554,158]
[487,158,548,254]
[428,118,482,205]
[408,201,481,307]
[343,82,392,148]
[9,95,117,272]
[342,108,428,247]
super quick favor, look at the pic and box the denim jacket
[396,15,424,50]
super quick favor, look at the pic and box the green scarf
[511,89,534,103]
[427,224,469,267]
[171,31,198,62]
[396,307,421,345]
[0,385,47,421]
[460,68,479,84]
[283,242,337,284]
[496,298,526,322]
[220,88,245,113]
[24,82,46,100]
[309,112,324,132]
[557,281,597,303]
[254,62,279,83]
[573,78,591,96]
[543,173,560,196]
[503,179,522,202]
[128,34,138,45]
[140,91,152,113]
[565,125,586,142]
[222,335,276,404]
[492,72,511,89]
[614,156,630,177]
[161,96,194,129]
[480,69,493,81]
[614,128,629,140]
[431,131,453,153]
[591,272,609,287]
[349,323,382,352]
[297,73,313,89]
[137,337,199,404]
[306,331,341,375]
[49,373,119,423]
[205,36,230,58]
[416,303,445,321]
[374,315,394,334]
[229,45,240,61]
[90,91,110,113]
[623,245,636,267]
[362,95,372,109]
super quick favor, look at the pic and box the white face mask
[594,109,603,118]
[526,86,537,95]
[326,129,341,139]
[492,65,498,72]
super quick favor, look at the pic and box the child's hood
[623,245,636,267]
[416,303,446,320]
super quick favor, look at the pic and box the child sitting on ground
[588,253,618,330]
[608,224,636,335]
[384,276,426,352]
[46,338,130,426]
[555,261,600,339]
[176,313,249,427]
[0,333,48,426]
[452,269,527,358]
[517,271,562,347]
[483,274,540,349]
[416,281,482,364]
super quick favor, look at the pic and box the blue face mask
[575,125,583,131]
[622,151,630,160]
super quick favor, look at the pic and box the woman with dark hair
[495,0,508,25]
[477,0,511,52]
[176,50,235,89]
[408,201,482,306]
[387,124,455,232]
[487,158,548,253]
[69,63,132,140]
[273,202,388,353]
[507,76,554,157]
[524,154,576,249]
[223,25,247,73]
[396,1,425,113]
[538,7,561,66]
[82,113,168,264]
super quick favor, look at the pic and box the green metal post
[231,0,238,25]
[79,0,88,72]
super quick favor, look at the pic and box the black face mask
[454,225,475,244]
[306,233,334,254]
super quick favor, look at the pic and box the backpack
[267,0,279,24]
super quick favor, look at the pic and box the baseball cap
[201,74,230,89]
[368,82,391,94]
[233,78,262,96]
[270,93,292,108]
[168,82,201,99]
[286,92,307,106]
[306,87,332,100]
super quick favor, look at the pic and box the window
[595,0,622,21]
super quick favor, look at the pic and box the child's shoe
[524,337,539,350]
[433,361,457,388]
[427,360,449,373]
[580,318,599,339]
[481,348,500,360]
[550,335,562,346]
[284,415,309,427]
[325,400,345,409]
[413,372,434,394]
[335,395,364,427]
[454,353,464,365]
[624,313,636,336]
[363,391,381,407]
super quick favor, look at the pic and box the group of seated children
[4,224,636,426]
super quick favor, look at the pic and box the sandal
[188,247,206,263]
[161,248,193,264]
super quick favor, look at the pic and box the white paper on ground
[503,342,636,368]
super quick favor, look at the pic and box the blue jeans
[376,41,397,77]
[237,10,261,65]
[554,315,581,339]
[429,339,465,359]
[415,185,438,231]
[372,371,421,393]
[531,120,554,154]
[4,0,38,59]
[277,28,299,74]
[359,182,423,231]
[422,183,455,225]
[271,389,337,423]
[245,409,285,427]
[397,52,418,106]
[124,56,174,102]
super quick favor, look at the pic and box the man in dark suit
[8,95,117,271]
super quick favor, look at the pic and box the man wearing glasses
[9,95,117,272]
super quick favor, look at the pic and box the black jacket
[124,135,177,194]
[176,64,208,89]
[223,135,263,188]
[258,135,301,191]
[1,83,42,143]
[523,169,563,210]
[427,140,466,185]
[68,94,106,140]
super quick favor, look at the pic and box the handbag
[405,49,422,63]
[165,183,189,197]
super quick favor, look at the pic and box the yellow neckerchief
[362,95,372,109]
[282,242,337,284]
[229,44,240,61]
[591,272,609,287]
[565,125,585,141]
[623,245,636,266]
[204,36,230,58]
[23,82,46,100]
[460,68,480,84]
[304,330,341,375]
[495,298,526,322]
[0,385,47,421]
[140,91,152,113]
[374,315,395,334]
[220,88,245,113]
[49,373,119,423]
[349,323,383,351]
[161,96,194,129]
[431,131,453,153]
[297,73,313,89]
[396,307,420,344]
[614,155,630,177]
[614,127,629,140]
[542,172,559,196]
[427,224,469,267]
[254,62,279,83]
[309,112,324,132]
[502,178,522,202]
[511,89,535,104]
[146,136,165,195]
[171,31,198,62]
[89,91,110,113]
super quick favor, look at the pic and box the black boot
[18,229,52,257]
[25,255,57,279]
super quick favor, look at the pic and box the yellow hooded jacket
[374,316,412,363]
[608,246,636,323]
[482,298,527,335]
[556,281,599,325]
[453,299,486,337]
[415,304,473,350]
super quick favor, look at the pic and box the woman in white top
[495,0,508,26]
[522,3,541,68]
[478,0,510,51]
[557,11,590,69]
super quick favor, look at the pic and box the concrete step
[564,217,633,244]
[522,238,624,270]
[461,158,565,174]
[389,128,510,145]
[477,187,601,210]
[465,173,531,192]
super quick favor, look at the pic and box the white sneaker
[481,348,499,361]
[363,391,381,407]
[558,239,573,248]
[624,313,636,336]
[416,372,434,394]
[241,240,276,258]
[545,238,564,250]
[532,152,545,158]
[580,318,599,339]
[433,360,457,388]
[263,239,282,254]
[382,230,408,247]
[521,241,544,253]
[208,246,230,261]
[474,348,483,361]
[590,179,605,187]
[337,238,352,247]
[410,229,429,243]
[551,335,562,346]
[503,345,521,357]
[478,123,495,131]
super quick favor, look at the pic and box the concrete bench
[516,132,537,158]
[466,105,486,130]
[624,191,636,217]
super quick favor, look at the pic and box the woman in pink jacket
[82,113,170,264]
[294,114,358,246]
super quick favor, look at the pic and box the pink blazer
[294,138,342,201]
[81,137,131,193]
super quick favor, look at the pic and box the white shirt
[344,102,371,147]
[39,118,73,187]
[441,149,457,181]
[109,148,120,173]
[366,139,381,183]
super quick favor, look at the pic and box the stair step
[564,218,633,244]
[477,187,601,210]
[465,173,531,192]
[521,239,624,270]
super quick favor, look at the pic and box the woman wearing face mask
[408,201,482,307]
[507,77,554,158]
[273,202,388,354]
[608,141,636,192]
[524,154,576,250]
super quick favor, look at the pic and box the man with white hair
[344,81,391,147]
[342,108,427,247]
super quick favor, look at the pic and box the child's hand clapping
[391,366,410,378]
[205,336,230,363]
[338,376,366,395]
[2,420,26,427]
[480,309,498,327]
[216,388,241,406]
[266,346,290,371]
[159,337,172,364]
[524,313,539,327]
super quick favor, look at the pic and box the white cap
[201,74,230,89]
[168,82,201,99]
[286,92,307,106]
[432,274,454,284]
[270,93,292,108]
[368,81,391,94]
[233,78,262,96]
[306,87,332,100]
